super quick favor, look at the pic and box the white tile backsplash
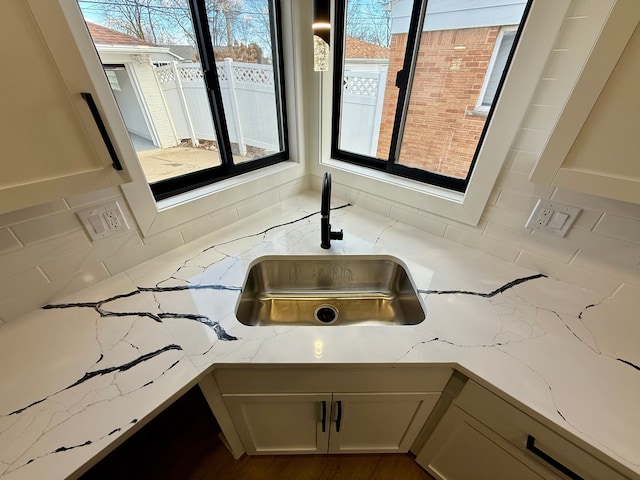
[0,229,21,255]
[0,199,68,229]
[516,251,620,297]
[10,210,83,245]
[444,225,521,263]
[593,213,640,244]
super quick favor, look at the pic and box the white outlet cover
[525,199,581,237]
[77,200,130,241]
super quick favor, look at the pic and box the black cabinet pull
[335,400,342,432]
[321,401,326,433]
[526,435,583,480]
[81,92,123,171]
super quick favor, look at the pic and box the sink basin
[236,255,426,326]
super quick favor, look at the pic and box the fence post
[223,58,247,156]
[370,67,387,157]
[172,62,199,147]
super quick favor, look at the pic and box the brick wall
[377,27,499,179]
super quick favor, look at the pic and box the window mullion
[189,0,235,173]
[386,0,429,169]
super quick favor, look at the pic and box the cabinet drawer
[456,381,628,480]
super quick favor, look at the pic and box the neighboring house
[165,45,199,63]
[345,36,390,71]
[376,0,527,178]
[87,22,180,149]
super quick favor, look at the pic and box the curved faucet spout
[321,172,343,249]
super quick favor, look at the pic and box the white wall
[0,177,309,323]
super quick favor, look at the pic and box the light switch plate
[77,200,130,241]
[525,199,581,237]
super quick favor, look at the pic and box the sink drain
[314,305,338,324]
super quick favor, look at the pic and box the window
[332,0,531,191]
[477,27,517,111]
[77,0,288,201]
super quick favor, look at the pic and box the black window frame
[331,0,532,193]
[150,0,289,201]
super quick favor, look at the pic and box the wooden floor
[81,386,435,480]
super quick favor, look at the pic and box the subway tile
[486,223,578,263]
[612,284,640,310]
[359,194,392,218]
[512,128,547,154]
[11,210,83,245]
[444,225,520,263]
[278,177,310,202]
[105,229,183,275]
[0,230,91,278]
[181,208,239,245]
[496,170,555,198]
[0,228,22,254]
[496,189,540,213]
[390,205,447,237]
[0,267,52,321]
[65,187,122,208]
[486,188,500,206]
[572,209,603,231]
[51,262,111,300]
[237,190,281,219]
[552,188,640,220]
[593,213,640,244]
[530,78,568,106]
[522,104,559,131]
[482,204,530,229]
[510,150,539,175]
[566,228,640,288]
[0,199,68,228]
[516,251,621,297]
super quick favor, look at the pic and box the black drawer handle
[81,92,123,171]
[321,401,326,433]
[526,435,584,480]
[335,400,342,432]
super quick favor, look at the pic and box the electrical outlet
[525,199,581,237]
[77,200,130,241]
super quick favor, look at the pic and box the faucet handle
[330,229,343,241]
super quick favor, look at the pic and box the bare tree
[79,0,273,53]
[346,0,391,47]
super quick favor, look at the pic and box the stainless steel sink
[235,255,426,326]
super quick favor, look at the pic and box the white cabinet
[0,0,131,214]
[210,365,451,457]
[417,380,629,480]
[531,2,640,204]
[224,393,331,454]
[225,391,437,455]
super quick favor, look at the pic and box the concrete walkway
[137,146,251,183]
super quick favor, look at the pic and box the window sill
[323,159,464,203]
[122,160,304,238]
[465,108,489,118]
[156,161,299,211]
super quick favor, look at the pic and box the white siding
[392,0,528,34]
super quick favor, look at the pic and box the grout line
[567,249,580,265]
[591,212,606,232]
[37,266,52,284]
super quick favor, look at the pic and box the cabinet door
[328,392,439,454]
[223,393,331,455]
[416,405,561,480]
[0,0,129,214]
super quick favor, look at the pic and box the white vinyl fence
[340,68,388,157]
[155,60,387,156]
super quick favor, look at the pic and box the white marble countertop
[0,193,638,479]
